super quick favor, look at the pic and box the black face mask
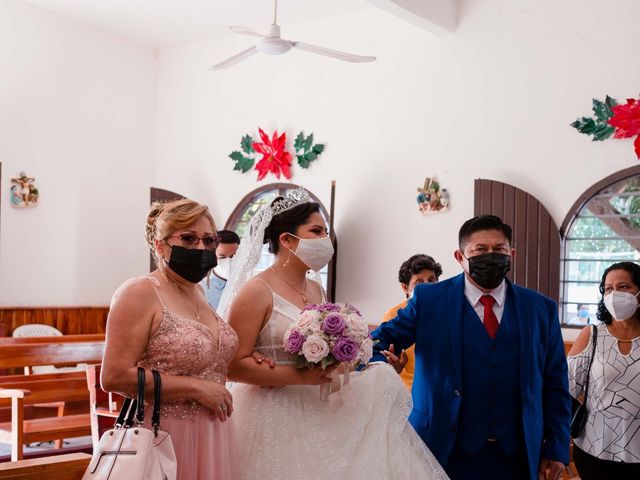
[165,245,217,283]
[466,252,511,290]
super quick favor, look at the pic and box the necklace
[171,279,200,321]
[269,267,308,304]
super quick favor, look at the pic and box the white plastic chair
[13,324,64,338]
[12,324,85,374]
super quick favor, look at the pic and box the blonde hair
[145,199,216,259]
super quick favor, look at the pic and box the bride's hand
[250,351,276,368]
[382,344,408,374]
[193,379,234,422]
[296,365,337,385]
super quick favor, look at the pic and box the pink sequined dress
[138,278,238,480]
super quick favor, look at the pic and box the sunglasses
[165,233,221,251]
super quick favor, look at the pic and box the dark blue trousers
[446,442,529,480]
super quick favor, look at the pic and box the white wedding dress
[230,288,449,480]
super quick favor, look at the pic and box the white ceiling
[23,0,375,48]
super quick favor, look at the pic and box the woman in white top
[567,261,640,479]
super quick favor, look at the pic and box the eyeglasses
[165,234,221,251]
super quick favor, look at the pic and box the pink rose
[301,335,329,363]
[358,338,374,364]
[346,313,369,339]
[297,310,321,333]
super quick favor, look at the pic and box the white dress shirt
[463,276,507,324]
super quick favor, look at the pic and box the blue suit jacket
[371,273,571,480]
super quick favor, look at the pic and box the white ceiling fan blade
[208,46,258,70]
[230,25,267,38]
[293,42,376,63]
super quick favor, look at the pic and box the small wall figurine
[417,176,449,215]
[10,172,39,208]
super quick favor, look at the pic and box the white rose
[346,313,369,339]
[297,310,322,333]
[358,338,374,364]
[301,334,330,363]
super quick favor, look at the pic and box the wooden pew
[0,337,104,461]
[0,452,91,479]
[85,364,124,451]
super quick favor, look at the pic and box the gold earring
[282,250,291,268]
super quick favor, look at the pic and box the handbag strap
[114,397,133,428]
[112,367,163,431]
[135,367,146,424]
[582,324,598,406]
[151,370,162,434]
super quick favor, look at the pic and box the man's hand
[538,458,565,480]
[382,344,408,374]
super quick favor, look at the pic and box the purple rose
[322,313,346,336]
[303,303,320,312]
[322,303,342,312]
[332,336,359,363]
[285,329,306,354]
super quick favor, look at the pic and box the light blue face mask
[578,309,590,318]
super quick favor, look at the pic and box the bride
[220,188,448,480]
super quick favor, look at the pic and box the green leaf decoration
[593,124,615,142]
[571,117,597,135]
[292,355,308,369]
[294,132,324,169]
[303,133,314,152]
[241,134,255,155]
[321,354,336,370]
[571,96,619,142]
[294,131,306,151]
[297,154,310,169]
[229,151,254,173]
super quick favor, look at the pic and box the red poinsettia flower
[609,98,640,158]
[252,128,292,180]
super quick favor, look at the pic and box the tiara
[270,187,311,216]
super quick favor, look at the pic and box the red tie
[479,294,499,339]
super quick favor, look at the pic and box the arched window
[225,183,336,299]
[560,165,640,326]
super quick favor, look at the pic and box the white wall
[154,0,640,329]
[0,0,157,305]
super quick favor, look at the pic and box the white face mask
[214,257,232,280]
[604,291,640,321]
[290,235,334,272]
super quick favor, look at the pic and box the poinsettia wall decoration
[229,128,325,181]
[571,95,640,159]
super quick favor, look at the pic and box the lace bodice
[254,291,303,366]
[137,278,239,419]
[254,283,325,366]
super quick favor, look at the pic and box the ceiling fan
[209,0,376,70]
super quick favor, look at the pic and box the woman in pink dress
[101,199,238,480]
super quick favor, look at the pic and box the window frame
[559,164,640,327]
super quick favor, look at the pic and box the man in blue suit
[372,215,571,480]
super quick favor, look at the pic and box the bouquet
[283,303,373,370]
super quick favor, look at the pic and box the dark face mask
[466,252,511,290]
[165,245,217,283]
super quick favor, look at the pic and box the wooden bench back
[0,452,92,480]
[0,334,105,345]
[0,341,104,369]
[0,376,91,407]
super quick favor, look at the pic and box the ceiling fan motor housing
[257,37,292,55]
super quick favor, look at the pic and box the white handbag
[83,368,177,480]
